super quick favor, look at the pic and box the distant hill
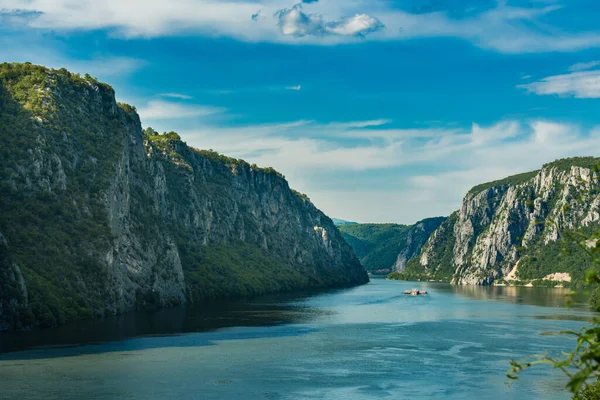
[331,218,358,226]
[338,218,446,274]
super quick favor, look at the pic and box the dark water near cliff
[0,279,595,399]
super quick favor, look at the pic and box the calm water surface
[0,279,595,399]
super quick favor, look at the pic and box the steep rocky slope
[400,158,600,285]
[0,63,367,331]
[338,218,445,274]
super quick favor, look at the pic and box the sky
[1,0,600,224]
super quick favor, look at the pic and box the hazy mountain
[338,218,445,274]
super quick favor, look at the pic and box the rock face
[0,232,29,331]
[0,63,367,331]
[338,217,445,273]
[403,159,600,285]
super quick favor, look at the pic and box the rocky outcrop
[0,63,367,330]
[393,218,446,273]
[404,159,600,285]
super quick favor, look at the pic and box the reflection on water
[0,279,597,400]
[446,283,588,308]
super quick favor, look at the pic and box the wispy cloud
[286,85,302,91]
[518,69,600,98]
[162,116,600,223]
[2,0,600,53]
[569,60,600,72]
[0,34,145,79]
[160,93,193,100]
[137,99,225,121]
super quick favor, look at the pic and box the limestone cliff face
[405,160,600,285]
[0,63,367,330]
[393,218,446,273]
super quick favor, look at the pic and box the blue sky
[1,0,600,223]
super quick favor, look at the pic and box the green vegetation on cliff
[468,171,539,196]
[339,217,445,274]
[390,157,600,286]
[0,63,367,331]
[0,62,127,328]
[391,212,458,281]
[516,225,600,284]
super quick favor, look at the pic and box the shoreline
[387,277,571,289]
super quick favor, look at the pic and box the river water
[0,279,594,399]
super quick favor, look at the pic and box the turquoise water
[0,279,594,399]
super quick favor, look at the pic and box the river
[0,279,594,399]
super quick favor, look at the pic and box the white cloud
[286,85,302,91]
[0,35,145,80]
[160,93,193,100]
[518,69,600,98]
[137,100,225,121]
[274,4,323,37]
[2,0,600,53]
[162,117,600,223]
[325,14,384,36]
[569,60,600,72]
[531,120,578,144]
[274,4,384,38]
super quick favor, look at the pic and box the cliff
[0,63,367,331]
[338,217,445,274]
[400,158,600,285]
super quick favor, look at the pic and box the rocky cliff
[401,158,600,285]
[0,63,367,331]
[338,217,445,274]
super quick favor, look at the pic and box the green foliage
[543,157,600,173]
[468,157,600,197]
[387,271,402,280]
[339,223,410,263]
[338,217,445,273]
[0,62,128,329]
[589,288,600,312]
[395,213,458,282]
[178,240,316,302]
[575,379,600,400]
[291,189,311,202]
[516,226,600,285]
[468,170,539,196]
[507,162,600,398]
[145,127,191,169]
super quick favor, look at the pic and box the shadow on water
[0,287,338,358]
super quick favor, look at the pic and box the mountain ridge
[0,62,368,331]
[397,157,600,285]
